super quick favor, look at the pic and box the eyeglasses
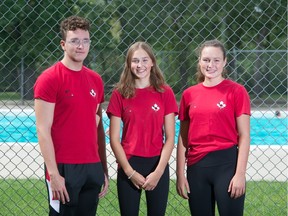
[66,39,91,47]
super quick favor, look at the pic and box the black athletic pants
[46,163,104,216]
[117,156,169,216]
[187,146,245,216]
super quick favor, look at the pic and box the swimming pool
[0,109,287,145]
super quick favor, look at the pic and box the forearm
[98,121,108,174]
[154,113,175,174]
[154,138,174,174]
[35,99,58,176]
[235,114,250,176]
[176,120,189,176]
[235,136,250,176]
[110,140,134,176]
[176,138,186,176]
[109,116,134,176]
[37,130,59,176]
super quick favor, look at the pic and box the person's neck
[203,77,225,87]
[61,59,83,71]
[135,79,150,89]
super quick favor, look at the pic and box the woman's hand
[176,174,190,199]
[228,173,246,199]
[129,171,146,190]
[142,170,163,191]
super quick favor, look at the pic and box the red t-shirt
[179,79,251,166]
[107,85,178,158]
[34,62,104,163]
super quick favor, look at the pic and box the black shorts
[45,163,104,216]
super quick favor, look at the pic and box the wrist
[49,172,60,180]
[128,170,136,179]
[176,170,185,177]
[154,168,164,176]
[235,171,246,176]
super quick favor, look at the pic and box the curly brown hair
[60,16,90,40]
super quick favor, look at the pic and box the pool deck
[1,104,287,181]
[0,143,287,181]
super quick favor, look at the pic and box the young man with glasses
[34,16,109,216]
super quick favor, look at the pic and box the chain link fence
[0,0,287,215]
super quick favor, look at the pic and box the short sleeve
[178,90,190,121]
[33,70,58,103]
[234,85,251,117]
[163,86,178,116]
[106,90,123,118]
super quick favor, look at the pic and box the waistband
[192,145,238,167]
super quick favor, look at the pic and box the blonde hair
[116,42,165,98]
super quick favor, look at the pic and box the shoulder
[223,79,242,87]
[182,83,201,94]
[111,89,122,98]
[223,79,247,92]
[111,88,120,94]
[162,85,174,93]
[36,62,61,82]
[109,89,124,103]
[83,66,102,80]
[42,62,60,75]
[83,67,104,89]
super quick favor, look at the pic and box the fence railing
[0,0,287,215]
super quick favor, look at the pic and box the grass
[0,179,286,216]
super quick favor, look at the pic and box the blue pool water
[0,109,287,145]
